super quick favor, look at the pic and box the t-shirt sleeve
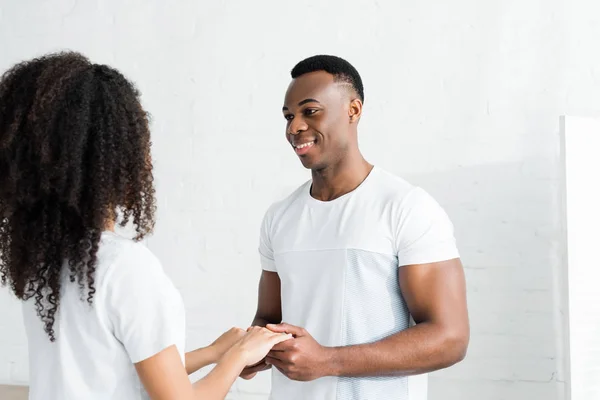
[104,244,186,364]
[395,188,460,267]
[259,208,277,272]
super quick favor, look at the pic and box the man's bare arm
[251,270,282,326]
[327,258,469,376]
[266,258,469,380]
[240,270,282,378]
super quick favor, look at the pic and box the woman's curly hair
[0,51,156,341]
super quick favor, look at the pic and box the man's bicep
[254,270,282,325]
[395,188,460,267]
[398,258,468,328]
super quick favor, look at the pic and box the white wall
[561,116,600,400]
[1,0,599,399]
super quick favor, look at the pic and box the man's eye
[304,109,317,116]
[284,114,293,121]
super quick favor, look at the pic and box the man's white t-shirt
[259,166,460,400]
[22,231,186,400]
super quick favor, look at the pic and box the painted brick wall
[1,0,599,398]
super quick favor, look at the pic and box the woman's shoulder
[96,232,164,286]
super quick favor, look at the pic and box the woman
[0,52,289,399]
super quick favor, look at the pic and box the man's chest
[270,207,397,257]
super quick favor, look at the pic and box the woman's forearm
[185,346,218,375]
[191,349,247,400]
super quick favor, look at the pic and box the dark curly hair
[291,55,364,102]
[0,51,156,341]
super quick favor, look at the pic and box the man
[242,55,469,400]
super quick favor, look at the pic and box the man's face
[282,71,355,170]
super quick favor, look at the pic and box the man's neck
[310,154,373,202]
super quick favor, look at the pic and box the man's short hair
[291,55,364,102]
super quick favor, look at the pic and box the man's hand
[240,358,271,380]
[241,271,283,380]
[264,323,333,381]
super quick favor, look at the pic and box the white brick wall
[1,0,599,399]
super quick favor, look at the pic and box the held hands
[217,323,331,382]
[244,323,332,382]
[239,326,274,380]
[228,326,293,367]
[239,354,271,380]
[210,326,291,367]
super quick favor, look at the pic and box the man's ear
[349,98,363,123]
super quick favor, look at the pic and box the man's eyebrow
[282,98,321,111]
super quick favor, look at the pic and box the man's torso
[264,168,429,400]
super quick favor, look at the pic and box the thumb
[266,322,305,337]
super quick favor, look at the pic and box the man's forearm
[325,322,468,378]
[252,316,280,327]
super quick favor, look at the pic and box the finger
[266,350,289,362]
[266,355,288,371]
[271,340,294,351]
[246,326,275,337]
[269,332,293,347]
[249,325,267,332]
[246,358,266,368]
[240,372,257,380]
[242,362,271,375]
[266,323,305,337]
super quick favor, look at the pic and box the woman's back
[1,51,293,400]
[23,231,186,400]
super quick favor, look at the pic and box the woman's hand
[208,327,247,363]
[227,326,292,367]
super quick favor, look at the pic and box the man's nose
[288,118,308,135]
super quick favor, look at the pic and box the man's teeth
[296,142,314,149]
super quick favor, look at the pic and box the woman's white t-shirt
[22,231,186,400]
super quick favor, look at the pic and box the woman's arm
[135,327,292,400]
[185,346,220,375]
[136,345,246,400]
[185,328,246,375]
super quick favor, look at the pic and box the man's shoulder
[370,168,444,213]
[263,179,311,219]
[368,167,418,203]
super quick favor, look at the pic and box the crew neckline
[305,166,378,206]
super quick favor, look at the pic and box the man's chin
[298,157,315,169]
[298,156,328,172]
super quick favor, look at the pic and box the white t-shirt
[259,166,460,400]
[22,231,186,400]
